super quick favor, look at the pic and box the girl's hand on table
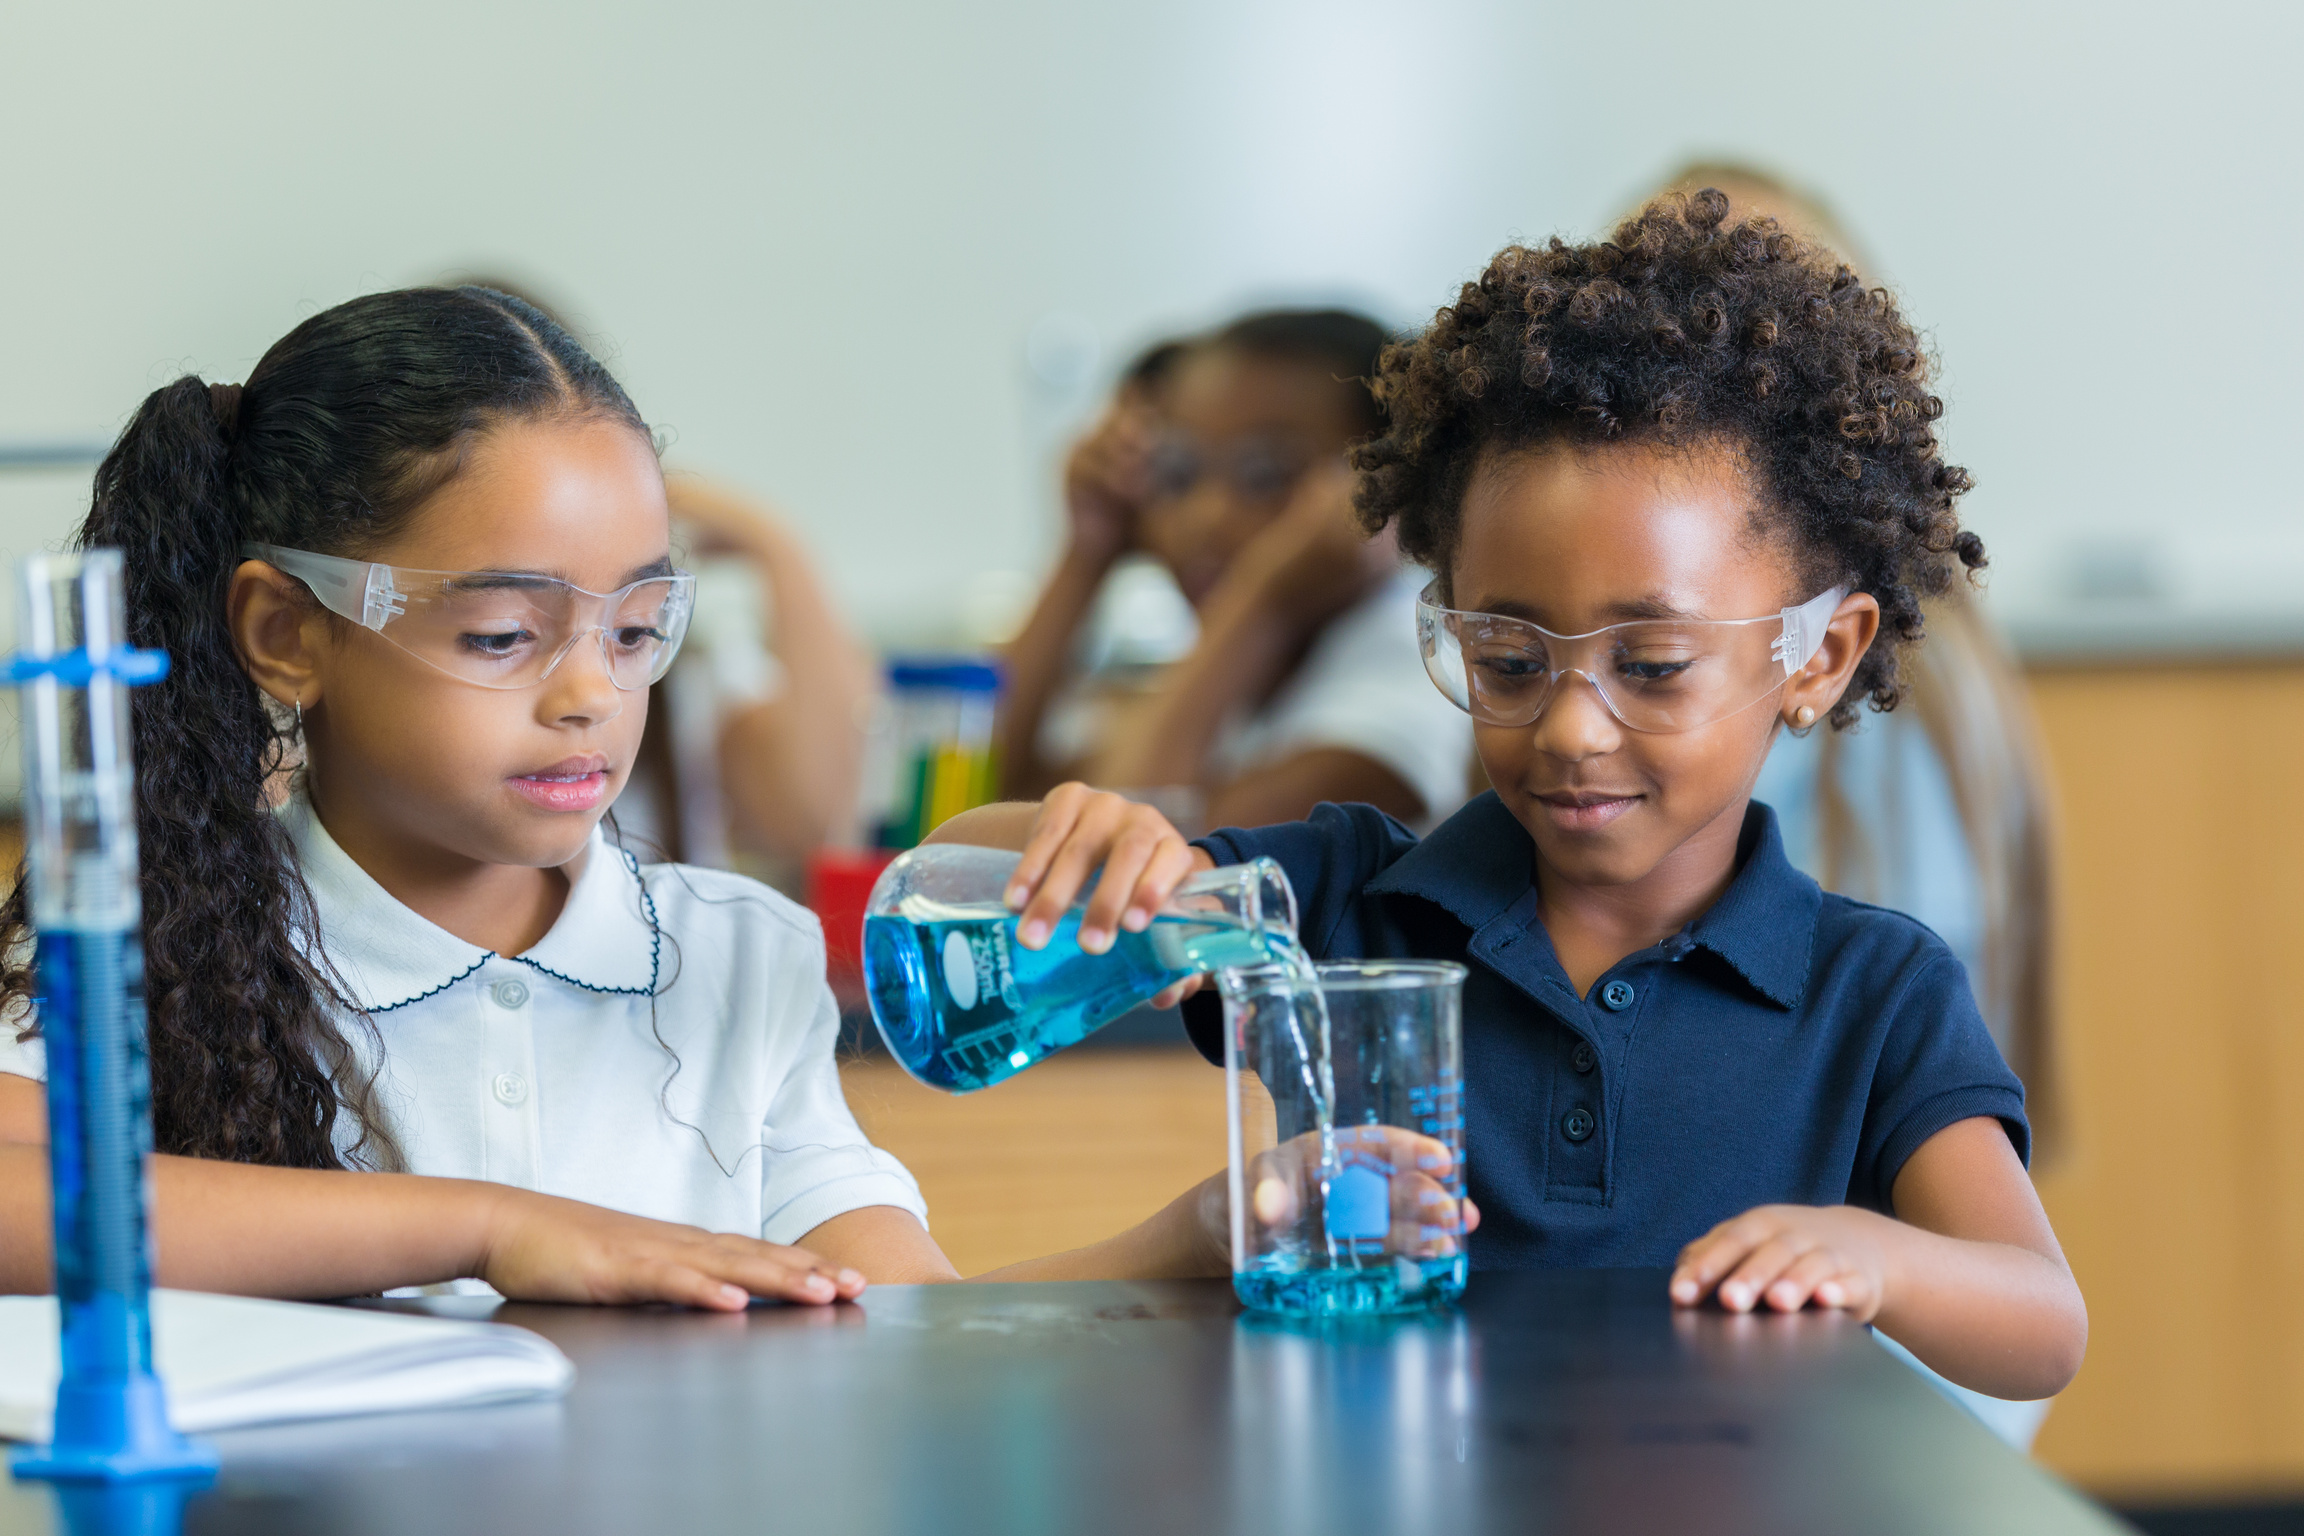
[1007,784,1216,1006]
[1670,1204,1893,1319]
[479,1188,867,1311]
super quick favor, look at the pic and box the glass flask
[863,843,1297,1092]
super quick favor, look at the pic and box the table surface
[0,1270,2127,1536]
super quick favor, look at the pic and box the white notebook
[0,1289,574,1442]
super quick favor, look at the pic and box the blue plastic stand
[6,624,214,1485]
[46,1474,214,1536]
[9,1296,217,1481]
[1,648,168,688]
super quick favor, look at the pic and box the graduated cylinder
[10,550,211,1481]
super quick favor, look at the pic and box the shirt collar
[1365,792,1819,1011]
[1680,802,1819,1009]
[282,787,662,1013]
[1364,790,1534,933]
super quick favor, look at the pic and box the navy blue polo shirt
[1182,792,2028,1271]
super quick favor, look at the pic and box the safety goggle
[246,544,695,693]
[1144,433,1314,504]
[1416,581,1848,734]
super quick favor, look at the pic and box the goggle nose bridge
[1507,660,1640,732]
[535,622,654,692]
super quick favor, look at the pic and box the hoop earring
[293,698,304,738]
[1792,705,1816,729]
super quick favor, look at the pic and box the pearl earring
[1793,705,1816,728]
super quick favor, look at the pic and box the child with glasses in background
[999,310,1474,834]
[940,193,2086,1402]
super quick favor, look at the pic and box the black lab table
[0,1270,2127,1535]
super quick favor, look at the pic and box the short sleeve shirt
[1183,793,2028,1270]
[0,787,925,1250]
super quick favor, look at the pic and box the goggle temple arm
[1772,585,1852,678]
[243,544,395,632]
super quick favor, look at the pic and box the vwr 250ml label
[937,921,1023,1021]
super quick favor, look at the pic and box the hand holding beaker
[1243,1123,1479,1262]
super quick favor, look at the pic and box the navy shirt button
[1562,1108,1595,1143]
[1571,1042,1596,1074]
[1600,979,1636,1011]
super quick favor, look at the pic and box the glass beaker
[1221,960,1468,1317]
[864,843,1297,1092]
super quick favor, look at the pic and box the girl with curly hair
[942,191,2086,1400]
[0,288,1231,1303]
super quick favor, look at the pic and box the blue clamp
[3,647,169,687]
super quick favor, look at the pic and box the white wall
[3,0,2297,655]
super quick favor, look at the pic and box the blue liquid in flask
[865,902,1285,1092]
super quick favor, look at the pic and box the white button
[492,1072,529,1106]
[490,979,530,1009]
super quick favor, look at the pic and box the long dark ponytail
[0,287,647,1169]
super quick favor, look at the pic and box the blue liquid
[1233,1252,1467,1317]
[865,904,1285,1092]
[15,926,215,1479]
[38,929,156,1367]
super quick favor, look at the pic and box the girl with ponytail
[0,288,1232,1305]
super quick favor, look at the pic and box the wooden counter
[2027,661,2304,1498]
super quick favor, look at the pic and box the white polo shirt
[0,788,926,1248]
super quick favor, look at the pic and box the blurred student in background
[998,311,1473,833]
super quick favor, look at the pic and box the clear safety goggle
[246,544,695,692]
[1416,580,1848,734]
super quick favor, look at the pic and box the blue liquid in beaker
[1231,1252,1468,1317]
[865,903,1284,1092]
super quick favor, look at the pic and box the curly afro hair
[1353,188,1982,727]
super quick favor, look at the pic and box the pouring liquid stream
[863,893,1349,1268]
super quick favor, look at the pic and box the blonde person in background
[1646,162,2062,1449]
[999,312,1474,834]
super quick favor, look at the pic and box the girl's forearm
[969,1173,1229,1283]
[1874,1219,2087,1401]
[150,1155,501,1298]
[923,800,1047,851]
[0,1144,497,1299]
[0,1144,53,1291]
